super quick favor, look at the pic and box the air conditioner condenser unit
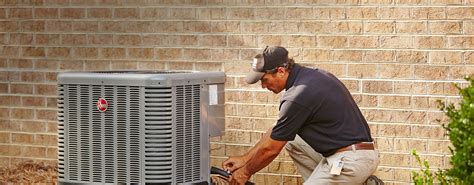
[57,71,225,185]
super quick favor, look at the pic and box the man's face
[260,70,286,94]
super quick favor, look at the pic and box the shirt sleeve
[270,100,312,141]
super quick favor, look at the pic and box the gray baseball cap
[245,46,289,84]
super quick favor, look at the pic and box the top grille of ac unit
[57,70,225,184]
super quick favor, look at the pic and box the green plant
[438,76,474,184]
[412,76,474,184]
[411,149,449,185]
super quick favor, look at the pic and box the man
[223,46,379,184]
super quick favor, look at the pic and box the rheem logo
[96,98,108,112]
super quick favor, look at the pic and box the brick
[364,21,395,33]
[253,174,283,184]
[36,109,56,121]
[100,48,126,59]
[287,7,313,19]
[448,66,474,80]
[1,46,20,57]
[0,8,5,19]
[330,21,363,34]
[240,22,266,33]
[346,7,377,19]
[170,8,196,19]
[380,95,411,108]
[36,34,60,45]
[287,35,315,47]
[114,8,139,19]
[12,133,34,144]
[10,8,33,19]
[198,35,226,47]
[87,8,112,18]
[167,62,193,70]
[448,36,474,49]
[348,36,378,48]
[99,21,124,32]
[34,8,58,18]
[0,84,7,93]
[374,137,394,152]
[21,21,45,32]
[183,21,210,33]
[44,0,69,5]
[8,71,21,82]
[427,140,450,154]
[396,51,427,64]
[35,84,56,96]
[258,35,283,47]
[9,33,34,45]
[0,96,20,106]
[378,7,410,19]
[47,47,71,58]
[21,146,46,158]
[365,50,395,62]
[268,21,299,33]
[415,36,445,49]
[362,80,393,94]
[313,63,345,77]
[88,34,113,45]
[429,51,462,64]
[46,147,58,159]
[414,65,449,80]
[73,47,98,58]
[0,133,9,143]
[228,8,254,19]
[411,125,445,139]
[143,8,168,19]
[341,79,360,93]
[0,21,19,32]
[318,36,347,48]
[0,108,10,119]
[302,49,330,62]
[178,35,198,46]
[429,21,462,34]
[9,59,33,69]
[396,21,427,34]
[0,145,21,156]
[60,8,85,19]
[228,35,257,47]
[380,36,413,49]
[346,64,377,78]
[211,49,239,61]
[83,60,109,71]
[411,7,445,19]
[466,52,474,64]
[379,64,413,79]
[431,0,462,4]
[21,72,44,82]
[45,20,72,32]
[115,34,141,46]
[60,34,86,45]
[380,152,412,167]
[71,0,95,5]
[110,61,137,70]
[255,7,288,20]
[59,60,84,70]
[128,48,154,59]
[46,97,57,108]
[333,50,363,62]
[183,48,211,60]
[72,21,99,32]
[45,72,57,82]
[156,48,182,60]
[12,108,35,119]
[11,84,33,94]
[447,7,473,19]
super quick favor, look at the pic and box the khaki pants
[285,136,379,185]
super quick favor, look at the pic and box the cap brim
[245,71,265,84]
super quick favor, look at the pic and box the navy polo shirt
[270,64,373,157]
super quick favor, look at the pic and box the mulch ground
[0,160,57,184]
[0,160,228,184]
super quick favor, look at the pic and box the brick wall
[0,0,472,184]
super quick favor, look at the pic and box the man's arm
[226,128,287,184]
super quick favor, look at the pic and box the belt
[336,142,375,153]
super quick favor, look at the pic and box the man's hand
[222,155,247,172]
[229,167,251,185]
